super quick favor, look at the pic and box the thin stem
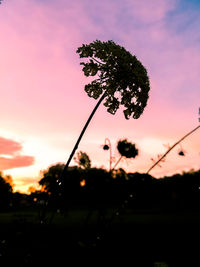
[105,138,112,171]
[91,57,105,65]
[111,155,123,171]
[96,77,108,83]
[41,91,107,224]
[147,125,200,174]
[109,142,112,172]
[60,91,107,179]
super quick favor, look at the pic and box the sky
[0,0,200,193]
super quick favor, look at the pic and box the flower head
[117,139,138,158]
[178,150,185,156]
[74,151,91,170]
[77,40,150,119]
[103,144,109,150]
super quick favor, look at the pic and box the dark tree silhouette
[81,167,112,226]
[39,164,65,194]
[0,172,13,210]
[39,164,84,201]
[38,164,84,222]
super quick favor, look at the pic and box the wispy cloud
[0,137,22,155]
[0,137,34,171]
[0,155,34,171]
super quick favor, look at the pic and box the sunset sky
[0,0,200,193]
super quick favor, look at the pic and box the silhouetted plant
[74,151,91,170]
[178,150,185,156]
[60,40,150,179]
[117,139,138,158]
[77,40,150,119]
[147,125,200,173]
[102,138,112,171]
[177,144,186,156]
[112,139,139,170]
[103,144,109,150]
[150,154,166,168]
[40,40,150,225]
[102,138,139,171]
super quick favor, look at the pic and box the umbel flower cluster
[117,139,138,158]
[77,40,150,119]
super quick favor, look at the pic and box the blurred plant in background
[74,151,91,188]
[102,138,139,172]
[117,139,138,158]
[74,151,91,170]
[113,139,139,170]
[147,125,200,174]
[102,138,112,171]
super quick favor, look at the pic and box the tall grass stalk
[147,125,200,174]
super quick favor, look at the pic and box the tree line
[34,165,200,212]
[1,164,200,212]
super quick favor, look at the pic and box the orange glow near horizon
[5,126,199,194]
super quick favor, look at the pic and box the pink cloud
[0,137,22,155]
[0,155,34,171]
[0,137,34,171]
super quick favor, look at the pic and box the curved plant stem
[104,138,112,171]
[91,56,105,65]
[111,155,123,171]
[41,92,107,224]
[147,125,200,174]
[60,91,107,179]
[109,142,112,172]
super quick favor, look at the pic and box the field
[1,207,200,266]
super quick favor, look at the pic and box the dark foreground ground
[0,207,200,266]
